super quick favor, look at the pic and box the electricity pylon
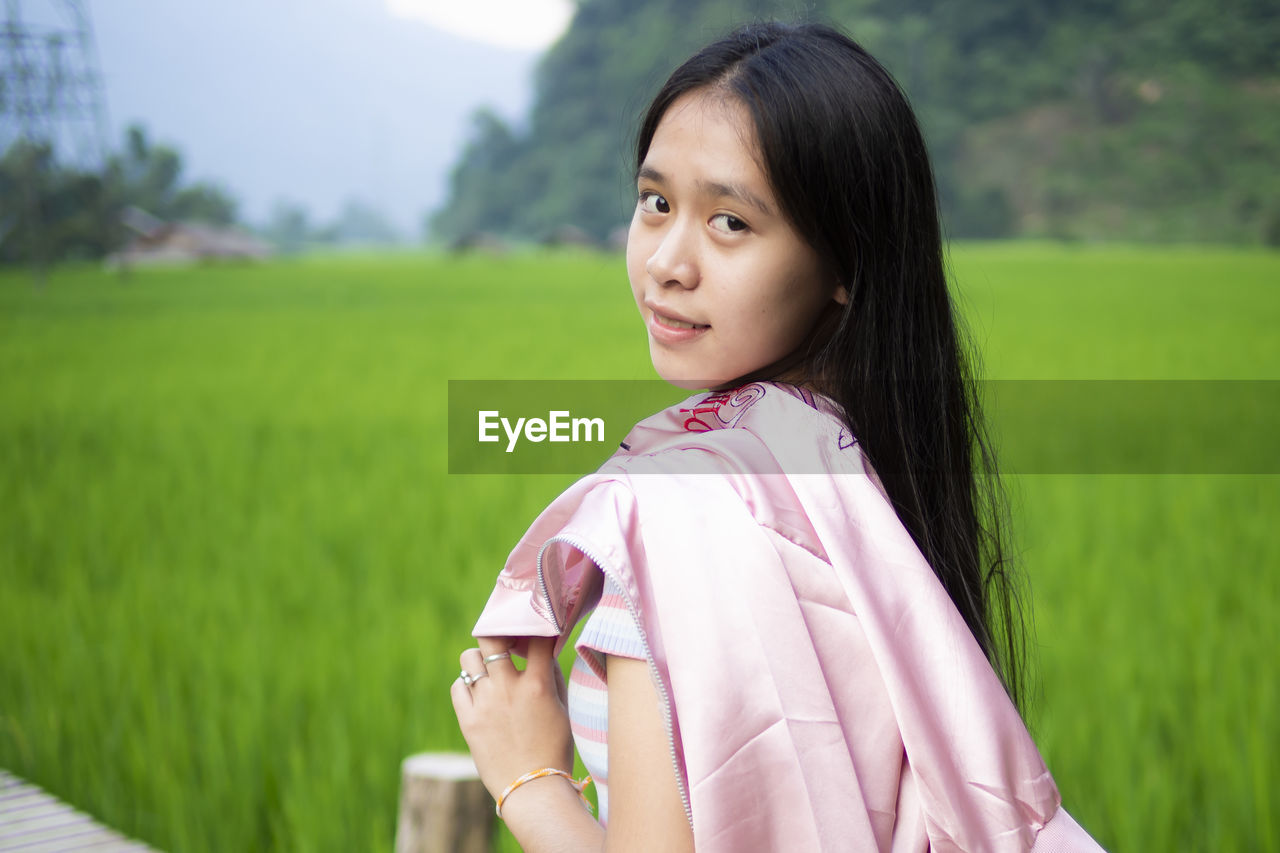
[0,0,109,277]
[1,0,110,168]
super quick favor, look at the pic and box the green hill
[432,0,1280,245]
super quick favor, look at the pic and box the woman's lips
[648,308,710,344]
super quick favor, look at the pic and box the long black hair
[636,21,1028,710]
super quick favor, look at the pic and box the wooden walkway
[0,770,157,852]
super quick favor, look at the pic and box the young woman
[451,21,1104,851]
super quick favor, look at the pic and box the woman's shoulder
[608,381,865,480]
[472,381,887,640]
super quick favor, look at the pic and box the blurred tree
[106,125,238,226]
[262,201,317,255]
[331,198,402,246]
[0,141,112,264]
[0,124,241,265]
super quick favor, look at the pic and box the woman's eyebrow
[699,179,775,217]
[637,165,775,217]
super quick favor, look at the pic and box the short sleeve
[575,573,648,679]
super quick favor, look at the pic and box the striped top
[568,574,647,826]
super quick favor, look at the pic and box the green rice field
[1,244,1277,851]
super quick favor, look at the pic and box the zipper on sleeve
[535,532,694,829]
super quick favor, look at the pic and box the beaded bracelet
[495,768,594,819]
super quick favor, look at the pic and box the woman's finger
[458,648,491,688]
[525,636,565,693]
[525,635,555,668]
[477,636,518,675]
[449,675,474,715]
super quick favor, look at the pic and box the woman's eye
[710,213,748,233]
[638,192,669,215]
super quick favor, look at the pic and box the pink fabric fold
[473,382,1097,851]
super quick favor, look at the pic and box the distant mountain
[434,0,1280,245]
[93,0,541,236]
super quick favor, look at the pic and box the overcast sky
[88,0,562,236]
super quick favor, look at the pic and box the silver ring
[459,669,489,686]
[482,652,511,665]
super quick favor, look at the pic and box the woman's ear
[833,283,850,305]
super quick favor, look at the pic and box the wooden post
[395,752,495,853]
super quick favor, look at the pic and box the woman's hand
[450,636,575,802]
[449,639,691,852]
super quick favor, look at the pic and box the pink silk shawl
[473,383,1098,851]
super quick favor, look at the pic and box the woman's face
[626,90,846,390]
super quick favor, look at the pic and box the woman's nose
[645,222,699,290]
